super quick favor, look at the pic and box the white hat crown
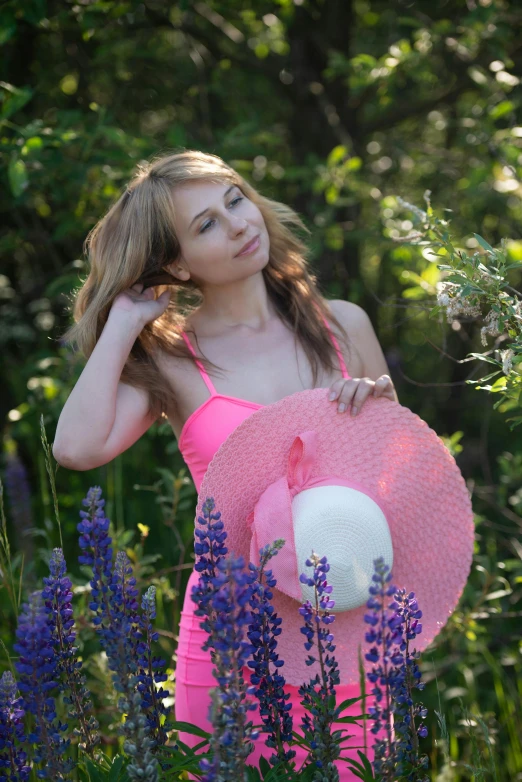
[292,485,394,611]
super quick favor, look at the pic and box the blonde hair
[62,149,353,421]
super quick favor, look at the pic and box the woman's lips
[237,235,260,256]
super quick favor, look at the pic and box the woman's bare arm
[52,285,170,471]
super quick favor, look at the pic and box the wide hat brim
[194,388,475,687]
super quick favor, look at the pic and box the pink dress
[174,316,386,779]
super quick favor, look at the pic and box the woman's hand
[327,375,396,417]
[109,283,171,330]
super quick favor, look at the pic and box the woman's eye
[200,197,243,233]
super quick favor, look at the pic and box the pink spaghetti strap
[321,314,351,379]
[181,331,218,396]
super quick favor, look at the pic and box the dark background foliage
[1,0,522,777]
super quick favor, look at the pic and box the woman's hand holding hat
[327,374,396,417]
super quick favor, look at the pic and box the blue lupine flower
[42,548,100,755]
[297,552,342,780]
[13,591,74,779]
[192,497,229,646]
[77,486,114,629]
[191,497,260,781]
[387,588,429,778]
[363,557,430,781]
[246,540,296,768]
[135,586,171,747]
[0,670,31,781]
[4,451,34,544]
[77,488,160,781]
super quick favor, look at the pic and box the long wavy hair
[62,149,353,421]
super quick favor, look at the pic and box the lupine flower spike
[191,497,260,782]
[363,556,429,781]
[246,539,296,768]
[388,588,429,779]
[13,590,74,779]
[42,548,100,756]
[297,552,342,782]
[0,670,31,781]
[77,487,161,781]
[135,585,172,747]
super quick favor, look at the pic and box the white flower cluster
[436,281,482,320]
[480,309,502,346]
[500,348,514,375]
[396,197,428,223]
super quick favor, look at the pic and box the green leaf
[467,353,501,366]
[490,376,508,392]
[473,370,503,382]
[246,763,263,781]
[8,157,28,197]
[0,82,33,121]
[473,233,495,254]
[402,286,427,299]
[337,696,363,712]
[108,755,126,782]
[336,713,368,723]
[0,13,16,46]
[169,719,211,739]
[327,145,347,166]
[85,760,105,782]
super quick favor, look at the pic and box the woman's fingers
[327,378,373,415]
[372,374,392,398]
[327,376,395,416]
[341,378,374,416]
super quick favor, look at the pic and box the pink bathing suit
[174,316,388,779]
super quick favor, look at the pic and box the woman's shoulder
[327,298,366,324]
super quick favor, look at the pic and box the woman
[53,149,398,778]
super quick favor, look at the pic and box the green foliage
[1,0,522,778]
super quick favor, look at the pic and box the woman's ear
[166,260,190,281]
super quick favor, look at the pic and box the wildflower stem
[380,584,393,756]
[257,571,286,760]
[405,623,419,755]
[314,583,330,718]
[49,575,99,756]
[39,415,64,551]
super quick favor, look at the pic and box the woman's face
[170,180,269,288]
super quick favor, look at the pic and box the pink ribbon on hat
[245,429,393,601]
[246,430,322,600]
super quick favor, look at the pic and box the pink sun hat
[194,388,475,687]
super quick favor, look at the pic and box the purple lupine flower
[77,488,160,781]
[3,451,35,577]
[363,557,430,780]
[77,486,114,629]
[297,552,342,780]
[3,452,33,532]
[192,497,229,647]
[0,670,31,781]
[387,588,429,778]
[363,557,401,751]
[191,497,259,781]
[246,540,296,768]
[41,548,100,756]
[13,591,74,779]
[135,586,171,747]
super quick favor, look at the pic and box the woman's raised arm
[52,285,170,471]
